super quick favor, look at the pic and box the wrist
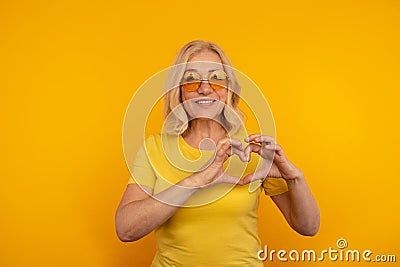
[181,163,221,188]
[285,172,305,188]
[180,172,206,189]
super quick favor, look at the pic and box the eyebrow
[185,69,221,73]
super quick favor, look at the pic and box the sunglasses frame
[179,70,230,92]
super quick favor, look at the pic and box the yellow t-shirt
[128,130,288,266]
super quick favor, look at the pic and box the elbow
[115,220,148,242]
[116,231,134,242]
[117,235,138,243]
[115,209,142,242]
[116,227,142,242]
[115,218,141,242]
[293,214,320,236]
[298,224,319,236]
[115,225,133,242]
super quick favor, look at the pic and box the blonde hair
[163,40,244,136]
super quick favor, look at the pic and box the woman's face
[181,51,228,120]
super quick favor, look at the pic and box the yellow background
[1,0,399,266]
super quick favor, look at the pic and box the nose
[197,80,213,95]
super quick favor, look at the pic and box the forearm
[286,175,320,236]
[116,177,200,242]
[115,140,233,242]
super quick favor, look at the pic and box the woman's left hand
[240,134,303,185]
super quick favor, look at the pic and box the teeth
[196,99,215,104]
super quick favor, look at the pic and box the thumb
[241,173,255,185]
[214,172,242,185]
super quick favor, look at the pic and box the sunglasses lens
[181,70,228,91]
[209,70,228,90]
[181,72,201,91]
[181,82,201,92]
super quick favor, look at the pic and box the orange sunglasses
[180,70,229,92]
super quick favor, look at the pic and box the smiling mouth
[195,99,217,104]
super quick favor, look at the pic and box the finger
[245,143,262,157]
[216,137,230,147]
[243,143,261,161]
[241,173,264,185]
[216,138,230,153]
[214,138,231,164]
[244,134,261,143]
[242,171,266,185]
[272,144,286,159]
[227,138,249,162]
[245,134,275,145]
[241,173,254,185]
[229,138,244,150]
[274,143,283,153]
[246,138,277,154]
[232,147,247,162]
[213,172,242,185]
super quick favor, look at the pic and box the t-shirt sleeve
[262,177,288,196]
[127,143,157,189]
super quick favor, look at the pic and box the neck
[182,118,228,148]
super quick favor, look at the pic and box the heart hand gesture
[238,134,303,185]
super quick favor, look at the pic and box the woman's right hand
[116,138,246,242]
[183,138,245,188]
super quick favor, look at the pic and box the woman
[115,40,320,266]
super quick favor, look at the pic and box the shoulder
[144,133,177,145]
[143,133,179,154]
[144,133,161,145]
[142,133,161,153]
